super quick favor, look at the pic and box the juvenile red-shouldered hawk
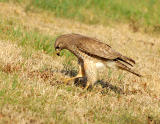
[54,33,141,89]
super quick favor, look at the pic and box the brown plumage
[55,33,141,89]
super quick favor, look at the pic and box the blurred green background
[1,0,160,33]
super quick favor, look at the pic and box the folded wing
[77,36,135,66]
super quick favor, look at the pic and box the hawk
[54,33,141,89]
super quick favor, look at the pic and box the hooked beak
[55,49,61,56]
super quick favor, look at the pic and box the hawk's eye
[56,46,60,50]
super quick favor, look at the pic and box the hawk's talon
[63,77,75,85]
[63,75,82,85]
[84,82,91,90]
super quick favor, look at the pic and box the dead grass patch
[28,69,64,86]
[0,63,21,74]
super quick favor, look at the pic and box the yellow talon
[84,82,90,90]
[63,77,76,85]
[62,61,85,87]
[63,72,84,85]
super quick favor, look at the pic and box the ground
[0,2,160,124]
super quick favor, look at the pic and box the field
[0,1,160,124]
[2,0,160,33]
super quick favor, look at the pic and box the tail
[117,55,135,67]
[116,61,142,77]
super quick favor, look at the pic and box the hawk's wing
[77,37,121,60]
[76,36,135,65]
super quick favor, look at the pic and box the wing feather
[77,37,120,59]
[74,34,135,66]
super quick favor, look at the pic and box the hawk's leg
[64,59,85,85]
[83,61,97,90]
[84,82,91,90]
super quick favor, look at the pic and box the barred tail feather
[116,61,142,77]
[121,55,135,64]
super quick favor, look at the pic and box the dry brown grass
[0,2,160,124]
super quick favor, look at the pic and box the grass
[0,18,56,54]
[0,71,143,123]
[0,17,76,67]
[0,71,68,123]
[0,2,160,124]
[0,73,143,123]
[2,0,160,33]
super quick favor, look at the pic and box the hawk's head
[54,34,73,56]
[54,36,65,56]
[54,40,63,56]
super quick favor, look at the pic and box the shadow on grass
[95,80,124,94]
[61,69,124,94]
[31,68,124,94]
[74,77,124,95]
